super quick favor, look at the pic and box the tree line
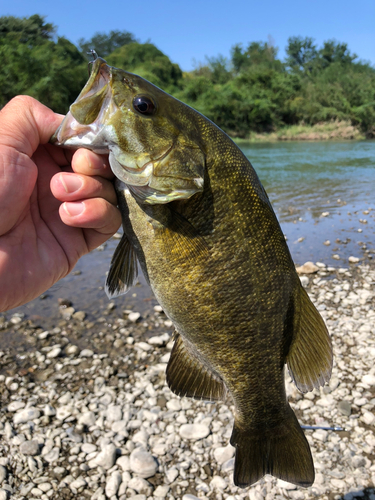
[1,14,374,137]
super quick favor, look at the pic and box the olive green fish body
[52,57,333,488]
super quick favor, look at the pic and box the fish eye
[133,96,156,116]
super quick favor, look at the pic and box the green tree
[286,36,317,71]
[78,30,138,59]
[107,42,182,91]
[0,15,86,113]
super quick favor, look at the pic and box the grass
[234,121,366,143]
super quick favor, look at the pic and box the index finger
[71,149,114,179]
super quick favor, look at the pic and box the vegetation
[1,15,374,138]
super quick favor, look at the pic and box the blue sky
[4,0,375,70]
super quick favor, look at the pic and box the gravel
[2,260,375,499]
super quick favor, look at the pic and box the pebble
[128,312,141,322]
[179,423,210,440]
[214,444,235,465]
[43,447,60,463]
[105,471,122,497]
[13,407,40,425]
[47,346,61,358]
[349,256,360,263]
[19,440,40,456]
[130,449,158,478]
[93,444,117,469]
[80,349,94,357]
[295,261,319,274]
[7,401,25,412]
[0,466,6,483]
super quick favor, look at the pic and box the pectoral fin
[287,287,332,393]
[105,234,139,298]
[166,332,226,401]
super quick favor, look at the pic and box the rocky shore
[1,260,375,500]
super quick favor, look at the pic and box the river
[4,140,375,323]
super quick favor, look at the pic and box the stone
[165,467,178,483]
[361,411,375,426]
[349,256,359,263]
[81,443,96,454]
[106,405,122,422]
[66,345,80,356]
[166,399,181,411]
[7,401,25,412]
[93,444,117,469]
[128,312,141,322]
[43,404,56,417]
[43,447,60,463]
[70,476,87,490]
[295,261,319,274]
[210,475,227,490]
[128,477,153,495]
[47,346,61,358]
[213,444,235,465]
[13,407,40,425]
[78,412,96,427]
[80,349,94,357]
[0,466,6,483]
[130,449,158,478]
[154,484,170,497]
[72,311,86,321]
[338,400,352,416]
[362,374,375,387]
[179,423,210,440]
[117,456,130,471]
[19,440,40,456]
[56,406,73,420]
[105,471,122,497]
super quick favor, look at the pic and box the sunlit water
[6,140,375,324]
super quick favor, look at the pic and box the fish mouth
[51,57,117,153]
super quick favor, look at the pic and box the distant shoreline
[233,120,370,143]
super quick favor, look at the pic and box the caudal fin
[230,407,314,488]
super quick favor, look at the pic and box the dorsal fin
[166,332,226,401]
[287,286,332,393]
[105,234,138,298]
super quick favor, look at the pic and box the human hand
[0,96,121,312]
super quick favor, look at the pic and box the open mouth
[51,58,116,152]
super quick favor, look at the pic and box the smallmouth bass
[52,56,332,488]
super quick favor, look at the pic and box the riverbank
[1,260,375,499]
[234,121,367,143]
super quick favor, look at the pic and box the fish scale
[52,55,333,488]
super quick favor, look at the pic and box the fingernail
[60,174,83,193]
[63,202,85,216]
[84,150,106,170]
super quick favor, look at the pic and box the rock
[93,444,117,469]
[362,374,375,387]
[117,456,130,471]
[105,471,122,497]
[65,345,80,356]
[210,475,227,490]
[72,311,86,321]
[295,261,319,274]
[81,443,96,454]
[179,423,210,440]
[128,477,153,495]
[165,467,178,483]
[130,449,158,478]
[0,466,6,483]
[361,411,375,426]
[128,312,141,322]
[213,444,235,465]
[166,399,181,411]
[299,276,309,287]
[56,406,73,421]
[154,484,170,497]
[78,411,96,427]
[43,404,56,416]
[19,440,40,456]
[80,349,94,357]
[47,346,61,358]
[43,447,60,463]
[70,476,87,490]
[349,256,359,263]
[182,495,200,500]
[13,407,40,425]
[61,306,75,319]
[338,400,352,416]
[106,405,122,423]
[7,401,25,412]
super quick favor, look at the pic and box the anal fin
[287,287,333,393]
[105,234,138,299]
[166,332,226,402]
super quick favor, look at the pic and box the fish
[52,56,332,488]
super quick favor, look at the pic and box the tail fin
[230,407,314,488]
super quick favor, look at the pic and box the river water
[5,140,375,323]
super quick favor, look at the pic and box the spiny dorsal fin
[166,332,226,402]
[287,286,332,393]
[105,234,138,299]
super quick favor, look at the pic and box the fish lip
[51,58,114,148]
